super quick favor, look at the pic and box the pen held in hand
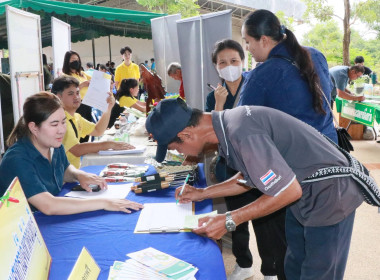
[176,174,191,205]
[207,83,217,91]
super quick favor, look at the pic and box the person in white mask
[205,39,246,112]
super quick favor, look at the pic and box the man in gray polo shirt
[329,65,365,106]
[145,98,371,280]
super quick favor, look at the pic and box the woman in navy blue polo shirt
[0,92,143,215]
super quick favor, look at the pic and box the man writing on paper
[145,98,378,280]
[51,76,134,168]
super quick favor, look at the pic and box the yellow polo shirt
[63,111,96,168]
[119,96,138,108]
[114,62,140,89]
[69,71,92,99]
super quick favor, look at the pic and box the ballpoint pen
[176,174,190,205]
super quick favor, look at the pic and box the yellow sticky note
[68,247,100,280]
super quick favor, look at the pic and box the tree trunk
[343,0,351,65]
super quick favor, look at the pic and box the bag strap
[69,119,79,139]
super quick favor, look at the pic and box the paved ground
[222,139,380,279]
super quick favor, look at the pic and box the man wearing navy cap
[145,98,379,280]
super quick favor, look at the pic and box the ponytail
[283,29,325,114]
[7,116,29,147]
[244,9,326,114]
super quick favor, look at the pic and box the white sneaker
[227,264,254,280]
[263,276,278,280]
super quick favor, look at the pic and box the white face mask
[217,65,242,82]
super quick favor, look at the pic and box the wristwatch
[225,211,236,232]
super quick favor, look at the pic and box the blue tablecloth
[34,164,226,280]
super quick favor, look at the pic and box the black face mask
[69,60,80,70]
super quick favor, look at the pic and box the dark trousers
[225,189,287,280]
[285,208,355,280]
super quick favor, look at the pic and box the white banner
[52,17,71,78]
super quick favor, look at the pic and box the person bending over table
[146,98,368,280]
[116,78,146,113]
[51,76,134,169]
[0,92,143,215]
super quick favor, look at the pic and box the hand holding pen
[175,175,204,204]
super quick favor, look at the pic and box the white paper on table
[64,183,132,199]
[82,70,111,112]
[134,203,193,233]
[98,145,146,155]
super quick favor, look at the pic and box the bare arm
[338,88,365,102]
[131,101,146,112]
[175,172,251,203]
[28,192,143,215]
[192,178,302,239]
[90,92,115,136]
[69,141,135,157]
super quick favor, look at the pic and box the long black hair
[116,78,139,100]
[244,9,325,114]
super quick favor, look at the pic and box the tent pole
[92,38,96,68]
[108,35,112,64]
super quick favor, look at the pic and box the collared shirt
[114,62,140,89]
[69,71,92,99]
[63,111,96,168]
[238,42,337,144]
[119,95,137,108]
[329,65,350,101]
[212,107,363,226]
[0,137,70,207]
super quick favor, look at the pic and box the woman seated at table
[116,78,146,112]
[0,92,143,215]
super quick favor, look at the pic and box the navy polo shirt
[238,42,338,143]
[0,137,70,200]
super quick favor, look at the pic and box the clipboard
[134,202,195,233]
[0,177,52,279]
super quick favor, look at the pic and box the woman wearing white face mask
[205,39,246,112]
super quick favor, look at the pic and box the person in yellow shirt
[62,50,93,142]
[116,78,146,112]
[51,76,134,169]
[114,46,140,89]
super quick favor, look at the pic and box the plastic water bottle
[114,127,122,141]
[140,92,146,102]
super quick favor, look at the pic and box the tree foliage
[136,0,200,18]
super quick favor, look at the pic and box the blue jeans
[285,208,355,280]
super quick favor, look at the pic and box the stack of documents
[98,145,146,155]
[134,202,216,233]
[107,247,198,280]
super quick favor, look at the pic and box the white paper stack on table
[134,202,217,233]
[107,247,198,280]
[98,145,146,155]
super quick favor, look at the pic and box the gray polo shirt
[329,66,349,100]
[212,106,364,226]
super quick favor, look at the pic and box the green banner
[341,99,375,126]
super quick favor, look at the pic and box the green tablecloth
[335,97,380,127]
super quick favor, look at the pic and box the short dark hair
[151,58,155,62]
[99,64,107,71]
[169,109,203,144]
[350,65,365,74]
[120,46,132,55]
[86,62,93,68]
[51,76,79,95]
[212,39,245,64]
[354,56,364,64]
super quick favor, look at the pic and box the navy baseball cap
[146,98,192,162]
